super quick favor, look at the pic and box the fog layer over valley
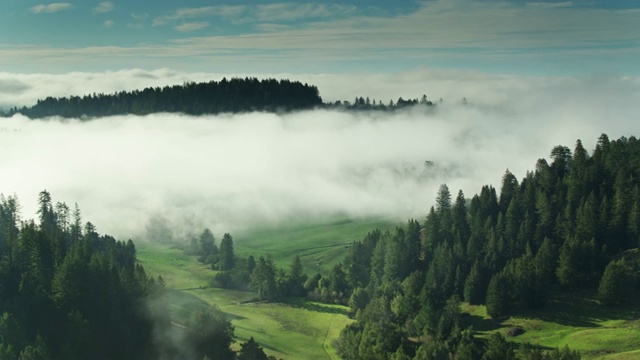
[0,70,638,240]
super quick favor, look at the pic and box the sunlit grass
[461,291,640,359]
[234,215,399,274]
[136,216,386,359]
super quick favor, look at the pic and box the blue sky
[0,0,638,75]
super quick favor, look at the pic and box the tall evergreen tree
[218,233,235,271]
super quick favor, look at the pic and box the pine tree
[486,273,509,318]
[237,337,268,360]
[463,260,485,305]
[251,256,277,301]
[499,170,519,213]
[198,228,217,263]
[218,233,235,271]
[482,332,515,360]
[598,259,632,306]
[456,328,479,360]
[289,255,306,296]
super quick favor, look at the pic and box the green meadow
[136,216,398,359]
[233,215,400,274]
[462,291,640,359]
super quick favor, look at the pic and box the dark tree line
[313,134,640,359]
[327,94,435,111]
[10,78,323,119]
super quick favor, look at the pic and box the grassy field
[233,215,399,274]
[461,291,640,359]
[136,215,398,359]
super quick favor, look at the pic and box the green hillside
[233,215,399,274]
[135,214,399,359]
[462,291,640,359]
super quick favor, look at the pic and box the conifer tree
[218,233,235,271]
[237,337,268,360]
[598,259,632,306]
[486,273,509,318]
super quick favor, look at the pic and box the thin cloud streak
[527,2,574,8]
[94,1,114,14]
[30,2,73,14]
[175,22,209,32]
[153,6,246,26]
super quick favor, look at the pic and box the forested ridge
[8,78,323,119]
[2,77,435,119]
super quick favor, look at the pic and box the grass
[233,215,399,274]
[461,291,640,359]
[135,215,396,359]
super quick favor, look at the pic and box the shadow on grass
[162,290,247,321]
[283,297,350,316]
[233,328,289,355]
[464,289,640,334]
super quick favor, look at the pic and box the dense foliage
[313,134,640,359]
[11,78,322,119]
[0,191,160,359]
[0,191,270,360]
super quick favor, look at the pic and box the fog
[0,70,639,240]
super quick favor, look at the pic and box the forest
[173,134,640,359]
[0,77,435,119]
[323,134,640,359]
[0,191,274,360]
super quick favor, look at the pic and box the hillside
[10,77,322,119]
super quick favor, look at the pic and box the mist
[0,70,639,240]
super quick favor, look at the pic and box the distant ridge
[10,77,323,119]
[4,77,437,119]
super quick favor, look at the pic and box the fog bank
[0,71,638,240]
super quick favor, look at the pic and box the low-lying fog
[0,69,638,240]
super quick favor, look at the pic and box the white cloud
[174,22,209,33]
[256,23,290,32]
[527,2,574,8]
[30,3,73,14]
[94,1,114,14]
[153,3,355,26]
[0,69,638,240]
[153,6,246,26]
[103,20,114,28]
[131,12,148,21]
[254,3,357,22]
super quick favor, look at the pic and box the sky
[0,0,639,75]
